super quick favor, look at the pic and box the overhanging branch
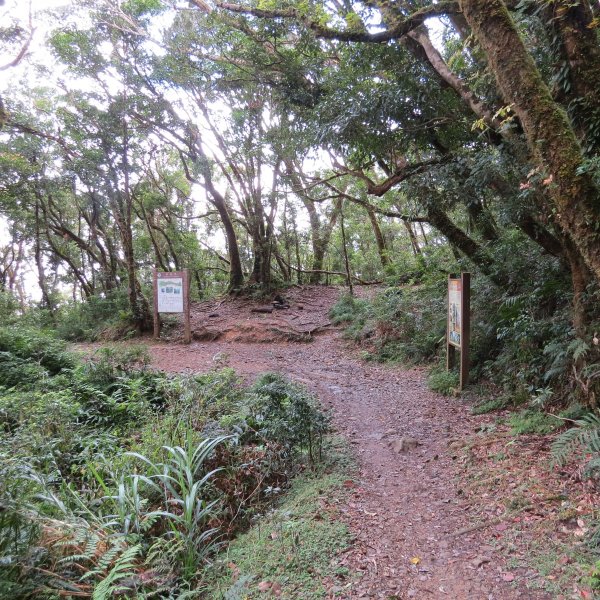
[214,1,459,43]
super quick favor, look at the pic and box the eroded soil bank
[138,286,557,598]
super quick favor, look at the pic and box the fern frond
[91,543,141,600]
[552,412,600,465]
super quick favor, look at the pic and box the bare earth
[145,286,550,600]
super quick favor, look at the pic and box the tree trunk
[34,200,52,309]
[550,0,600,152]
[466,199,499,242]
[309,199,342,283]
[426,202,508,288]
[403,220,422,256]
[340,203,353,295]
[203,180,245,290]
[461,0,600,284]
[367,208,391,267]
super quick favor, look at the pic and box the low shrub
[55,289,133,341]
[329,294,372,341]
[427,367,459,395]
[247,373,330,465]
[0,326,76,375]
[0,351,49,389]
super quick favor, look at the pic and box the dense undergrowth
[331,234,600,409]
[0,326,331,598]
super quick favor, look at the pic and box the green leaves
[49,28,107,74]
[249,373,330,465]
[121,0,164,18]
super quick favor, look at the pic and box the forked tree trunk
[200,177,245,291]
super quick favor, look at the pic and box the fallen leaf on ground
[410,556,421,565]
[271,582,282,596]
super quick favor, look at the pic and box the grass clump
[329,294,371,341]
[471,395,511,415]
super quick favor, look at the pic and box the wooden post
[460,272,471,390]
[183,268,191,344]
[153,268,160,340]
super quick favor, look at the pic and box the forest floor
[114,286,594,599]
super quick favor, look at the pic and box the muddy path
[146,286,548,599]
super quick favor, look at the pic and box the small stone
[473,556,492,568]
[389,436,420,453]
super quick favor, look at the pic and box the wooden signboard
[153,269,191,344]
[447,272,470,390]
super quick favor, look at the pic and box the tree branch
[214,1,459,43]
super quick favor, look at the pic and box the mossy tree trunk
[461,0,600,287]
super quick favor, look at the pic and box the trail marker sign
[447,272,470,390]
[153,269,191,344]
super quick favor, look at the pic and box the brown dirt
[144,286,556,599]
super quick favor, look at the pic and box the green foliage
[83,344,151,385]
[471,395,512,415]
[0,291,20,325]
[134,439,226,577]
[55,290,134,342]
[202,438,354,598]
[331,276,447,363]
[552,412,600,467]
[0,351,48,388]
[508,410,561,435]
[329,294,371,341]
[247,373,330,465]
[122,0,164,18]
[427,367,460,396]
[586,558,600,592]
[0,326,76,375]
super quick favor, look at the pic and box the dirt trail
[149,286,549,599]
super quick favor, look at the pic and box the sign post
[447,272,470,390]
[153,269,191,344]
